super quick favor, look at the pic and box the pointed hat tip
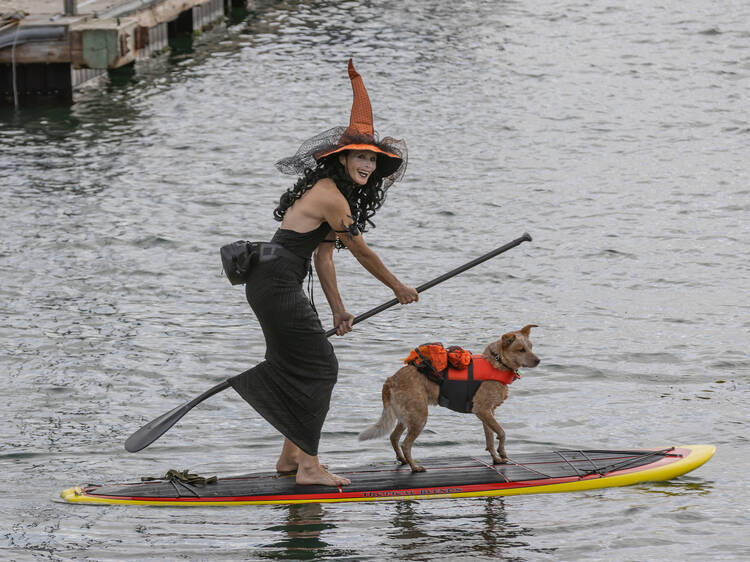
[348,58,359,79]
[344,57,374,138]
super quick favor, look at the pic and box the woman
[230,60,418,487]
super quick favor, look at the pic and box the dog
[359,325,540,472]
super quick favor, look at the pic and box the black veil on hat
[275,59,407,189]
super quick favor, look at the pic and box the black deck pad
[84,450,672,500]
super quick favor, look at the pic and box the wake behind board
[61,445,714,506]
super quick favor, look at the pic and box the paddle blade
[124,380,231,452]
[124,402,192,452]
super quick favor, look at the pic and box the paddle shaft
[125,232,532,452]
[325,232,532,337]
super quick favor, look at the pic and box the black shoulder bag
[220,241,259,285]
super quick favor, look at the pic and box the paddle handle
[324,232,532,337]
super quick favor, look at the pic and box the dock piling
[63,0,77,17]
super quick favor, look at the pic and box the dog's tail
[358,385,397,441]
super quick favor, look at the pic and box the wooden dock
[1,0,246,103]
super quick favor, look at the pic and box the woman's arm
[314,233,354,335]
[317,181,418,305]
[340,234,417,303]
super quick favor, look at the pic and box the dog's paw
[491,456,508,465]
[411,465,426,473]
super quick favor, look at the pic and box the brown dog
[359,325,540,472]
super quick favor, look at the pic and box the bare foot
[277,462,328,474]
[295,464,351,487]
[276,460,296,474]
[276,438,302,473]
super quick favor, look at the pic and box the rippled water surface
[2,0,749,560]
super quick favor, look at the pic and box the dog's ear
[502,333,516,349]
[520,324,538,337]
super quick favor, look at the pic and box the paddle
[124,232,532,453]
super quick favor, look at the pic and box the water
[1,0,749,559]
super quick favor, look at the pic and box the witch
[230,59,418,487]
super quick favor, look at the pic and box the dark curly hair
[273,153,388,247]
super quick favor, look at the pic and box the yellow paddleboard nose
[60,486,83,502]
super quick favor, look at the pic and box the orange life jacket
[404,345,520,413]
[439,356,519,413]
[446,356,519,385]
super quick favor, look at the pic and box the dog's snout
[533,357,540,367]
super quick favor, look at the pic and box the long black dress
[229,223,337,456]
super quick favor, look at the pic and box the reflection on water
[259,503,353,560]
[475,498,539,557]
[386,497,545,559]
[389,500,429,543]
[255,497,545,560]
[637,480,715,497]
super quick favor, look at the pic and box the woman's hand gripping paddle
[124,232,532,452]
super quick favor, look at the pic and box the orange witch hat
[276,59,407,186]
[315,59,403,174]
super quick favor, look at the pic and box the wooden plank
[0,39,70,63]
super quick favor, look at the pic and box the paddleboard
[60,444,714,506]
